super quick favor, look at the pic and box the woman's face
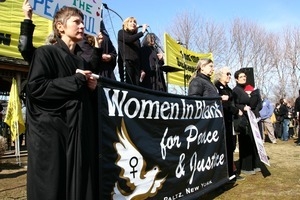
[220,70,231,84]
[236,72,247,84]
[127,19,137,31]
[201,62,214,76]
[60,15,84,42]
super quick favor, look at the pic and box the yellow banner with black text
[0,0,52,59]
[163,33,213,87]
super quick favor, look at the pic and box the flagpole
[15,121,21,166]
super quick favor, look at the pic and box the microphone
[137,25,149,33]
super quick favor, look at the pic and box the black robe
[140,45,166,91]
[117,29,144,84]
[26,38,98,200]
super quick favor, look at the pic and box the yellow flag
[4,78,25,141]
[164,33,213,87]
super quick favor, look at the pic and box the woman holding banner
[26,6,98,200]
[232,69,261,176]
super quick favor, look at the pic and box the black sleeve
[118,29,144,44]
[188,78,203,96]
[104,36,117,69]
[18,19,36,63]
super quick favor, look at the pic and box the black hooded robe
[26,38,98,200]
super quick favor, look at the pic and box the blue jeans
[282,119,290,140]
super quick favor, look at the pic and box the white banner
[29,0,102,36]
[247,110,270,166]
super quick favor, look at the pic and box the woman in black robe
[26,7,98,200]
[140,33,166,91]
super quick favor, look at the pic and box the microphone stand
[102,3,123,21]
[102,3,126,82]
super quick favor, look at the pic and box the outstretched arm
[18,0,36,63]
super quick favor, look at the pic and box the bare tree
[283,26,300,99]
[167,10,201,50]
[166,11,300,99]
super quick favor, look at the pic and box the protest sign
[98,78,229,199]
[29,0,102,36]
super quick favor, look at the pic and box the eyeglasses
[226,72,231,76]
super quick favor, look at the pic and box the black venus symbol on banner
[130,156,139,178]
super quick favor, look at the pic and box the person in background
[117,17,148,85]
[98,21,117,79]
[214,67,244,182]
[26,6,98,200]
[232,69,261,175]
[294,90,300,146]
[140,33,166,91]
[278,98,290,141]
[274,102,282,139]
[259,94,277,144]
[287,102,296,139]
[78,23,117,79]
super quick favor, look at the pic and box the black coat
[215,81,239,121]
[18,19,36,63]
[117,29,144,83]
[140,45,166,91]
[26,38,98,200]
[188,73,219,97]
[98,34,117,79]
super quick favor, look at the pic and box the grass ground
[0,138,300,200]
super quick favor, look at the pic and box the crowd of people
[5,1,298,199]
[17,0,169,199]
[187,58,300,185]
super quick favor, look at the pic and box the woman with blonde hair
[117,17,148,85]
[188,59,228,101]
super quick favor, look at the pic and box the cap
[244,84,254,92]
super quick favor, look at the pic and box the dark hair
[279,98,284,104]
[234,69,246,79]
[53,6,84,38]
